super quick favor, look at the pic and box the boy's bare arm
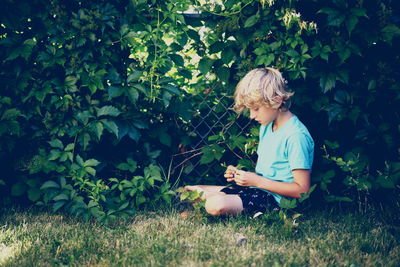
[233,169,311,199]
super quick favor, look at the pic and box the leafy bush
[1,0,399,218]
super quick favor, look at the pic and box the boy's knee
[205,196,227,216]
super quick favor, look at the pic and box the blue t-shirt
[250,115,314,204]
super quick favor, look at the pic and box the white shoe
[252,211,264,218]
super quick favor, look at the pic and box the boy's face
[248,104,278,126]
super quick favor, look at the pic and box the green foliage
[1,0,399,217]
[0,0,193,221]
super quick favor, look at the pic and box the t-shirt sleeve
[286,132,314,170]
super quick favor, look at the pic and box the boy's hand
[224,165,237,182]
[233,170,262,187]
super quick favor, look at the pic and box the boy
[184,67,314,217]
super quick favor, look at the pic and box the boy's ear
[273,96,284,103]
[272,96,284,109]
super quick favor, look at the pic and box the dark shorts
[219,184,280,215]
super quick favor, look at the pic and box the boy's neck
[272,110,293,131]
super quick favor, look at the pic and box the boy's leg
[205,194,243,216]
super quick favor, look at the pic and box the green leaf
[48,139,64,149]
[244,12,260,28]
[144,164,162,179]
[170,54,184,66]
[381,24,400,44]
[11,182,27,196]
[93,121,104,140]
[136,195,146,206]
[351,8,367,18]
[345,16,358,35]
[85,167,96,176]
[278,198,297,209]
[164,84,180,95]
[117,163,130,171]
[40,180,60,190]
[159,132,171,146]
[200,145,225,164]
[127,71,142,83]
[118,201,130,211]
[216,67,230,83]
[88,200,99,208]
[27,188,41,202]
[221,48,234,64]
[81,133,90,150]
[162,91,172,107]
[53,201,66,212]
[64,143,75,152]
[286,49,299,58]
[76,111,94,125]
[84,159,100,167]
[198,58,213,74]
[96,106,121,117]
[48,150,62,161]
[1,108,23,120]
[53,194,69,201]
[209,41,225,53]
[102,120,119,137]
[320,73,336,93]
[127,87,139,103]
[108,86,124,99]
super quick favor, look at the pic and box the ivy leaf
[11,182,27,196]
[76,111,94,125]
[127,71,142,83]
[40,180,60,190]
[53,193,69,201]
[319,73,336,93]
[84,159,100,167]
[48,150,62,161]
[209,41,225,53]
[164,84,180,95]
[48,139,64,149]
[345,16,358,35]
[278,198,297,209]
[102,120,119,137]
[221,48,234,64]
[96,106,121,117]
[93,121,104,140]
[82,133,91,150]
[53,201,66,212]
[162,91,172,107]
[244,12,260,28]
[1,108,23,120]
[64,143,75,152]
[198,58,213,74]
[27,188,41,202]
[159,132,171,146]
[200,145,225,164]
[381,24,400,45]
[108,86,124,99]
[216,66,230,83]
[350,8,368,18]
[169,54,184,66]
[117,163,130,171]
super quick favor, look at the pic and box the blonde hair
[233,67,294,114]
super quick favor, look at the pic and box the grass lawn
[0,205,399,266]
